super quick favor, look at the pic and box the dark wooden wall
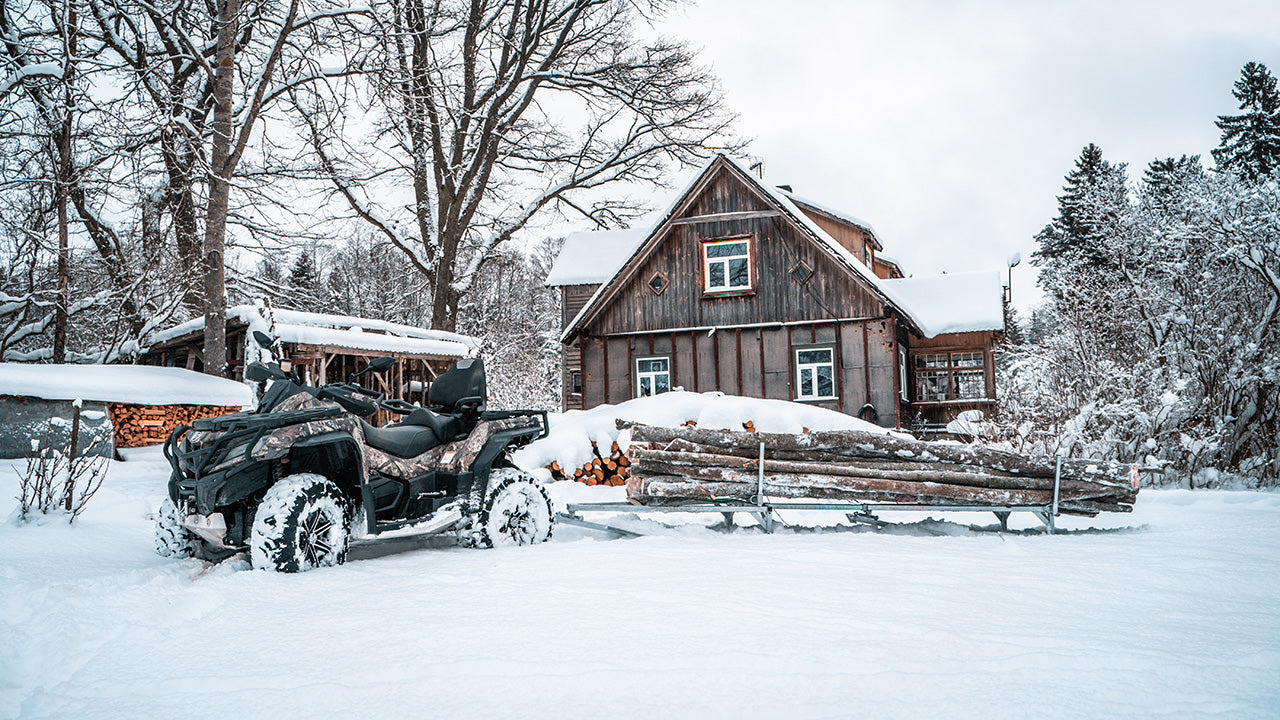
[579,318,901,428]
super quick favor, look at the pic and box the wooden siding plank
[608,337,630,402]
[762,327,789,399]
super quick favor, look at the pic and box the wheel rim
[299,507,335,566]
[501,499,534,544]
[490,485,547,546]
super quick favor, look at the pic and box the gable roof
[561,154,1000,342]
[545,229,649,286]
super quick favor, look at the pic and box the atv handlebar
[379,398,418,415]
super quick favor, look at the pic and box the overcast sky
[634,0,1280,312]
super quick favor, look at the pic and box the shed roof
[545,228,649,286]
[881,272,1006,337]
[0,364,253,406]
[148,305,478,358]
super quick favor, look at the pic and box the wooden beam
[735,328,743,397]
[834,321,844,414]
[690,330,700,393]
[862,323,873,417]
[670,210,783,225]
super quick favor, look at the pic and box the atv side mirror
[347,356,395,383]
[252,330,275,350]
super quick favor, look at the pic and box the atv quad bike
[156,355,553,572]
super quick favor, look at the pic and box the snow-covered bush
[13,414,110,524]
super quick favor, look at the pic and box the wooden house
[547,154,1005,431]
[138,305,477,416]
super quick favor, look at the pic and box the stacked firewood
[623,423,1138,517]
[547,441,633,486]
[108,403,242,448]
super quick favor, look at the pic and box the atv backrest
[428,357,487,411]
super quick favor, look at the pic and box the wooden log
[631,464,1091,507]
[629,448,1135,503]
[624,422,1131,488]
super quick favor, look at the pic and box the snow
[881,271,1007,337]
[513,390,904,476]
[544,228,649,286]
[2,450,1278,718]
[0,364,253,407]
[147,304,477,358]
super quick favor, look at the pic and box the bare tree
[298,0,740,331]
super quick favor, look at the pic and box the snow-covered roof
[545,229,649,286]
[778,190,883,250]
[147,305,478,358]
[0,364,254,407]
[881,271,1006,337]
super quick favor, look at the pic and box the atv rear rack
[555,443,1068,537]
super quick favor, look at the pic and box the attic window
[790,262,812,285]
[703,237,752,293]
[648,271,669,295]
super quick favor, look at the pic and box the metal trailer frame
[555,445,1067,538]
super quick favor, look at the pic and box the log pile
[108,403,242,448]
[547,441,632,486]
[623,423,1138,517]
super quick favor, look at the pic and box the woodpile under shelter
[138,305,478,410]
[0,364,252,455]
[547,154,1006,432]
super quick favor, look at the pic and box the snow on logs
[622,423,1138,517]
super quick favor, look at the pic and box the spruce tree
[1032,143,1129,291]
[287,251,324,312]
[1213,62,1280,181]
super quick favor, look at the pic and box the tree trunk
[201,0,239,377]
[52,2,77,364]
[54,112,70,364]
[162,128,203,313]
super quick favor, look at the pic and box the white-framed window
[862,244,872,267]
[794,346,836,401]
[703,238,751,293]
[913,351,988,402]
[635,356,671,397]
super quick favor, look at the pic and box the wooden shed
[138,305,478,414]
[548,154,1006,431]
[0,364,253,455]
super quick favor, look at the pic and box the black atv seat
[360,420,441,458]
[400,406,460,441]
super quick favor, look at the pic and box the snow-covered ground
[3,449,1279,719]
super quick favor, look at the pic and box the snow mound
[513,390,905,475]
[0,364,253,407]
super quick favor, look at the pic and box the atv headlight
[209,441,252,473]
[250,436,287,461]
